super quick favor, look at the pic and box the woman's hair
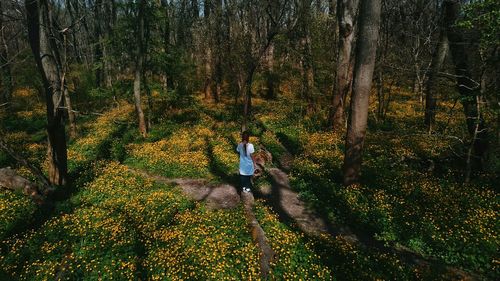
[241,131,250,156]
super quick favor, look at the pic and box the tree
[445,0,489,180]
[25,0,68,186]
[424,2,449,133]
[329,0,359,131]
[299,0,315,113]
[0,0,13,103]
[343,0,381,186]
[133,0,148,137]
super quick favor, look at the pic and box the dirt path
[128,168,240,209]
[262,167,330,235]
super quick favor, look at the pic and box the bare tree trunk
[0,0,12,103]
[203,0,212,100]
[25,0,68,186]
[212,0,223,103]
[330,0,359,131]
[445,0,488,168]
[61,32,77,139]
[134,0,147,137]
[265,42,276,99]
[424,3,449,133]
[242,70,255,132]
[93,0,104,87]
[104,0,114,88]
[65,0,82,64]
[300,0,315,113]
[343,0,381,186]
[161,0,171,91]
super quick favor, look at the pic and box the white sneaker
[243,187,250,193]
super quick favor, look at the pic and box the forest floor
[0,87,498,280]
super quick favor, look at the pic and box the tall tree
[203,0,212,100]
[445,0,488,176]
[25,0,68,186]
[329,0,359,131]
[0,0,13,103]
[343,0,381,186]
[424,2,449,133]
[93,0,104,87]
[133,0,148,137]
[299,0,315,112]
[212,0,223,102]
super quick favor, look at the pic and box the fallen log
[0,167,45,205]
[0,135,52,192]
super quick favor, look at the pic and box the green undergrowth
[257,98,499,278]
[124,125,213,178]
[0,161,335,280]
[0,192,37,241]
[254,201,333,279]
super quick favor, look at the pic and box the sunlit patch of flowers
[126,126,212,178]
[290,132,343,189]
[145,205,261,280]
[0,161,192,280]
[253,202,333,280]
[67,103,133,170]
[1,206,139,280]
[210,135,239,177]
[260,131,288,159]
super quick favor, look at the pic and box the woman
[236,131,256,193]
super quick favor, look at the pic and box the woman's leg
[240,175,252,191]
[247,175,253,191]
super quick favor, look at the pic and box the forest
[0,0,498,280]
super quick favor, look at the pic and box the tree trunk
[445,0,488,170]
[330,0,359,131]
[25,0,68,186]
[162,0,171,91]
[0,168,45,205]
[203,0,212,100]
[300,0,315,113]
[0,0,12,103]
[265,42,276,99]
[242,74,254,132]
[64,87,77,139]
[93,0,104,87]
[212,0,223,103]
[424,3,448,133]
[61,32,77,140]
[134,0,147,137]
[343,0,381,186]
[65,0,82,64]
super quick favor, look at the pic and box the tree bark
[300,0,315,113]
[0,137,52,192]
[0,168,45,205]
[212,0,223,103]
[330,0,359,131]
[343,0,381,186]
[93,0,104,87]
[445,0,488,169]
[265,42,276,99]
[0,0,13,103]
[134,0,147,137]
[61,32,77,139]
[424,3,449,133]
[25,0,68,186]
